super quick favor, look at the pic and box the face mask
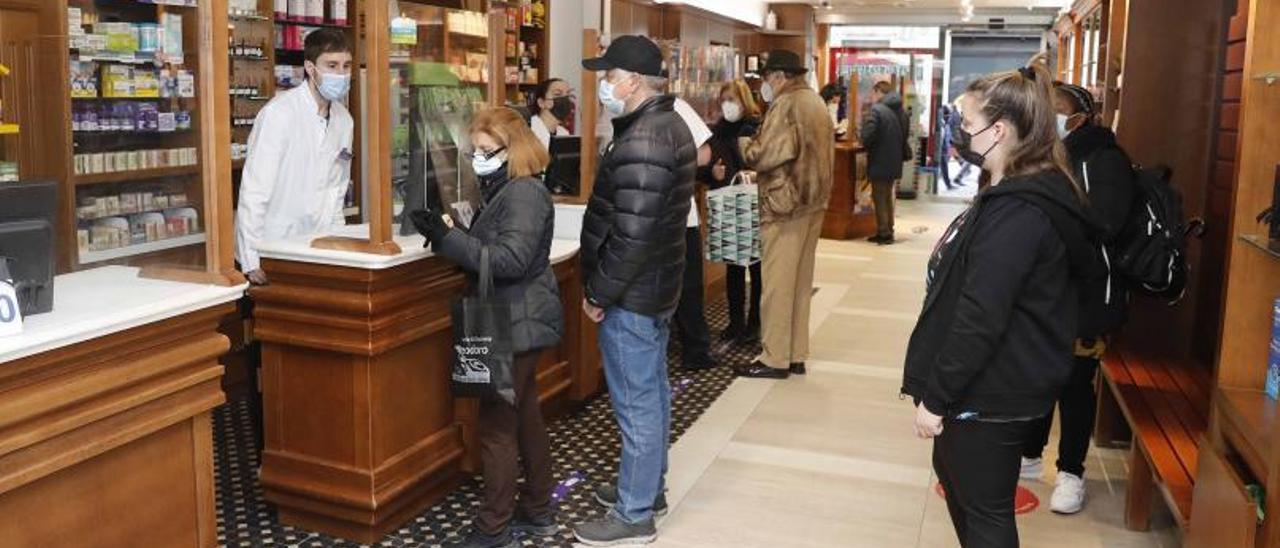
[550,96,574,122]
[1056,114,1071,139]
[951,119,1000,168]
[760,81,775,104]
[313,71,350,102]
[598,78,627,116]
[722,100,742,122]
[472,148,507,177]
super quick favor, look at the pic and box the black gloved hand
[409,208,451,246]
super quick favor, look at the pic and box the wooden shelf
[1242,234,1280,260]
[73,165,200,186]
[274,18,351,30]
[72,96,193,101]
[758,28,806,37]
[79,233,206,265]
[1218,387,1279,481]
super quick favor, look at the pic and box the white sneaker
[1019,457,1044,480]
[1050,472,1086,514]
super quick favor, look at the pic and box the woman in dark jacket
[901,57,1102,548]
[411,107,563,548]
[700,80,763,344]
[1020,82,1136,515]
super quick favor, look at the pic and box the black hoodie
[902,168,1105,419]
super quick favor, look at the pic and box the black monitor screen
[545,136,581,196]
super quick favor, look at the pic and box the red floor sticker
[935,483,1041,515]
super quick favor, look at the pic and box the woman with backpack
[901,55,1103,548]
[410,107,563,548]
[1019,82,1136,514]
[701,79,763,345]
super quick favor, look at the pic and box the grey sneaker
[593,484,669,517]
[573,514,658,546]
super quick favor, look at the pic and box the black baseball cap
[582,35,666,77]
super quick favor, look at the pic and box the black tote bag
[450,247,517,405]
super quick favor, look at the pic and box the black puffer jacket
[581,94,697,315]
[1065,123,1136,339]
[902,169,1104,419]
[859,92,907,182]
[434,175,563,353]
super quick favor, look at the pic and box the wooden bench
[1098,347,1211,531]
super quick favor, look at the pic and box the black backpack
[1112,165,1204,303]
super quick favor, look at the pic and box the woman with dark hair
[529,77,574,149]
[701,79,763,344]
[1020,82,1135,515]
[901,54,1103,547]
[411,107,562,548]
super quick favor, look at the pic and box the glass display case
[387,1,492,235]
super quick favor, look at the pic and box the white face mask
[828,103,839,122]
[311,69,350,102]
[472,149,506,176]
[722,100,742,122]
[598,77,627,116]
[1055,113,1071,139]
[760,81,775,104]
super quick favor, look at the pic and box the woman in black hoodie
[700,80,763,344]
[901,56,1103,548]
[1019,82,1135,514]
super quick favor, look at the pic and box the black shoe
[877,236,896,246]
[866,234,887,243]
[737,325,761,345]
[510,512,559,537]
[789,362,806,375]
[734,361,790,379]
[573,514,658,546]
[719,324,745,342]
[443,527,520,548]
[594,484,668,517]
[683,359,715,371]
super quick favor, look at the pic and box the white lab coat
[235,85,354,272]
[530,114,565,149]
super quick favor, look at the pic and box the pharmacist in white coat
[672,97,715,370]
[236,28,354,285]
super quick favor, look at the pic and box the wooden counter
[822,141,877,240]
[0,266,246,547]
[250,225,596,543]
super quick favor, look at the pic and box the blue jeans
[598,307,672,524]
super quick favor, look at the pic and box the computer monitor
[0,179,57,315]
[545,135,581,196]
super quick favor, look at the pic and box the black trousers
[674,227,711,364]
[1023,356,1100,476]
[725,262,761,331]
[934,418,1033,548]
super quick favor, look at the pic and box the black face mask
[549,96,574,122]
[951,119,1000,167]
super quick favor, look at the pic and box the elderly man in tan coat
[736,49,835,379]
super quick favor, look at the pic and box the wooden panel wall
[1115,0,1229,363]
[1192,0,1249,368]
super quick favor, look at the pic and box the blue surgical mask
[598,78,626,116]
[315,72,350,101]
[472,147,507,176]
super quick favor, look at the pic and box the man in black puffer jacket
[573,36,697,547]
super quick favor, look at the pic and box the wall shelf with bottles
[503,0,548,107]
[64,0,209,271]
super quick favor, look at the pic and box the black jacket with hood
[434,171,563,353]
[902,168,1105,419]
[1065,123,1136,339]
[859,92,907,182]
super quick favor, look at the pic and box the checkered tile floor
[214,297,756,547]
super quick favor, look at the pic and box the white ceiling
[806,0,1070,26]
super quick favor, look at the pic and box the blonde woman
[410,107,562,548]
[701,79,764,344]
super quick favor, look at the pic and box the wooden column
[311,0,401,256]
[0,304,233,547]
